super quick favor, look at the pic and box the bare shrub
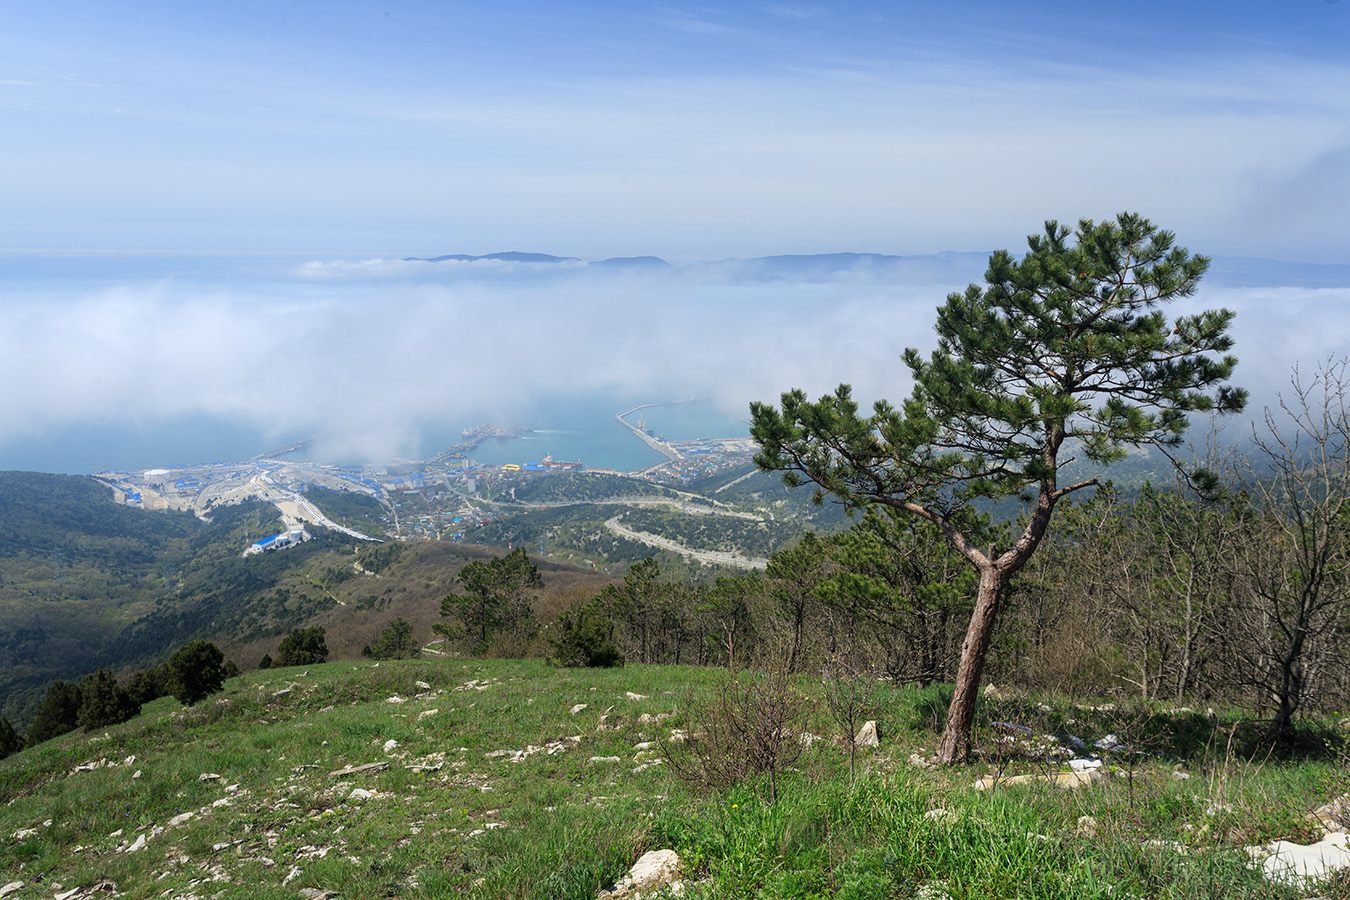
[661,659,815,804]
[821,654,881,783]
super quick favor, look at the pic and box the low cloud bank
[1,255,1346,469]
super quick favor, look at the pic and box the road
[604,516,767,570]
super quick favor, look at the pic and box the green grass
[1,661,1346,899]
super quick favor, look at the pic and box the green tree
[763,532,834,674]
[126,665,169,705]
[77,668,141,730]
[437,548,542,654]
[751,213,1244,763]
[550,598,625,668]
[275,626,328,667]
[365,617,419,660]
[606,556,666,664]
[0,716,23,759]
[167,640,227,706]
[702,573,760,669]
[823,509,984,687]
[25,680,83,747]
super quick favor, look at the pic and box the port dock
[615,401,700,463]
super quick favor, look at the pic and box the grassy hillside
[2,658,1346,899]
[0,471,617,727]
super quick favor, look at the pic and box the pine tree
[367,618,419,660]
[752,213,1244,763]
[550,599,624,668]
[437,548,542,654]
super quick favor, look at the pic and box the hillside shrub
[166,640,227,706]
[550,599,624,668]
[662,661,814,803]
[276,626,328,667]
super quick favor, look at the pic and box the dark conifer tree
[0,716,23,759]
[77,668,141,731]
[26,680,83,747]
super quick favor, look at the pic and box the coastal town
[94,403,757,555]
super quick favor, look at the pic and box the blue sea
[451,395,752,471]
[0,395,752,475]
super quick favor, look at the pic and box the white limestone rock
[1248,831,1350,886]
[599,848,683,899]
[1310,795,1350,833]
[854,720,881,748]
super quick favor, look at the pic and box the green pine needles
[751,212,1245,763]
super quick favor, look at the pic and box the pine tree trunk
[936,566,1004,764]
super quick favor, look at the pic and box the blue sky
[4,1,1349,260]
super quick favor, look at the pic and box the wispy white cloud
[2,258,1340,469]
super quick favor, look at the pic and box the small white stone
[1249,832,1350,886]
[383,739,400,752]
[570,703,588,715]
[854,720,881,748]
[127,834,147,853]
[167,812,194,827]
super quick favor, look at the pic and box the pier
[615,400,703,463]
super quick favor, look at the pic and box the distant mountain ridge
[403,249,993,282]
[401,250,1350,287]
